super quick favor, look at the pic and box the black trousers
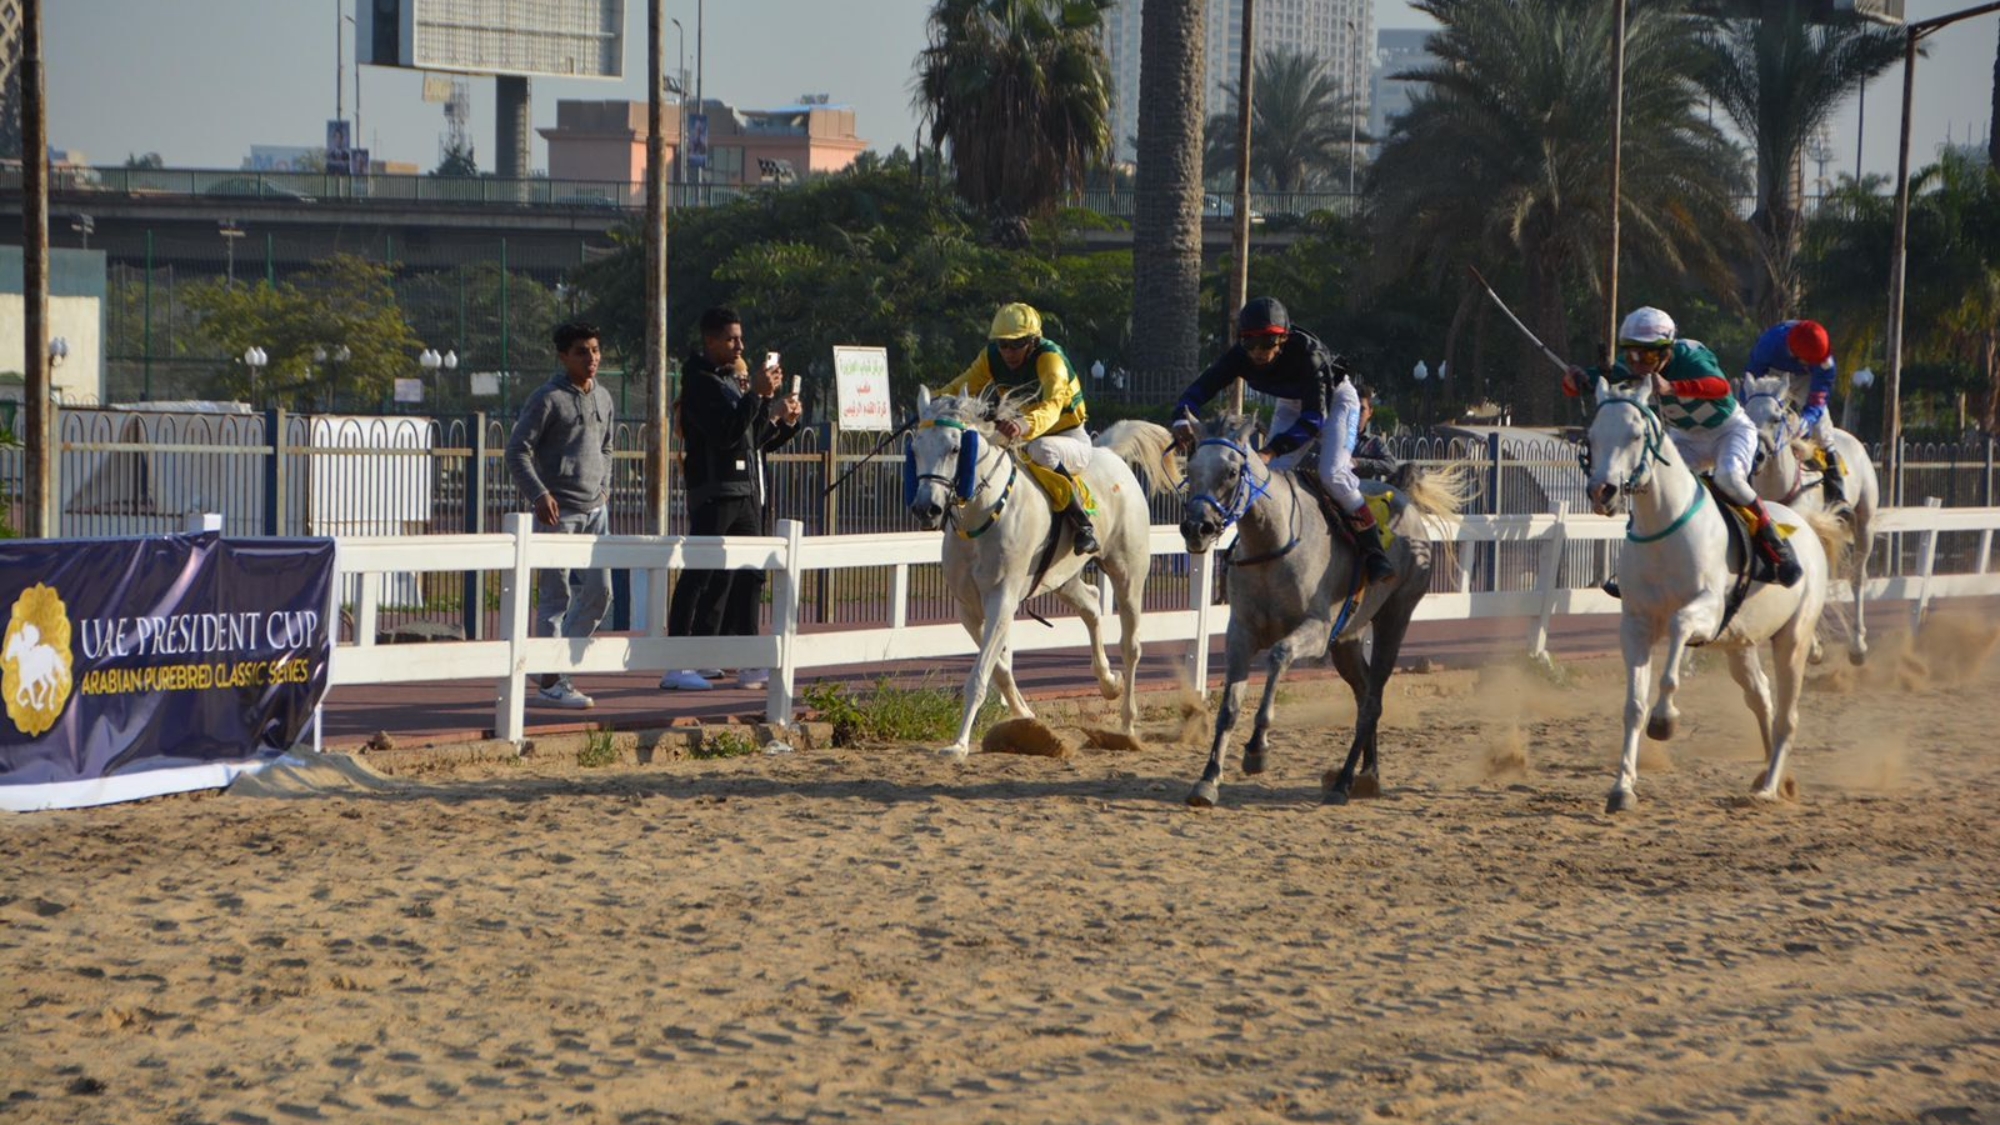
[669,494,765,642]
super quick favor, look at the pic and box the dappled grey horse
[1178,414,1468,807]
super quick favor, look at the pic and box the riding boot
[1820,446,1849,508]
[1345,505,1397,583]
[1746,499,1804,587]
[1602,576,1622,599]
[1059,470,1100,556]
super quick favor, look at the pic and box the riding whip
[1466,265,1573,375]
[823,414,920,498]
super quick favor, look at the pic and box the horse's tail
[1095,420,1183,499]
[1391,462,1476,583]
[1803,509,1852,578]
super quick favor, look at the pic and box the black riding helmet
[1238,297,1290,337]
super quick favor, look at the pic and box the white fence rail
[327,507,2000,745]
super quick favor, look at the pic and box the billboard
[833,346,894,432]
[355,0,625,80]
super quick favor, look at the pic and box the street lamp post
[1413,360,1430,427]
[1844,366,1875,435]
[244,345,268,407]
[71,213,92,250]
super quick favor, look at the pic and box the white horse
[1583,378,1849,812]
[1739,372,1880,665]
[905,389,1178,759]
[5,623,69,712]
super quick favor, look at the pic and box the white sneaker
[535,682,594,709]
[736,668,770,689]
[659,670,713,691]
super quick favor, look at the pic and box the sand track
[3,610,1997,1124]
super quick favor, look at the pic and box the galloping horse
[1739,372,1880,665]
[1177,414,1469,808]
[905,389,1179,759]
[1583,378,1850,812]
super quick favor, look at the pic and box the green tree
[573,166,1134,412]
[123,152,164,170]
[1129,0,1205,396]
[184,255,424,411]
[1370,0,1748,423]
[914,0,1114,219]
[1698,4,1903,321]
[1203,48,1359,193]
[433,141,479,178]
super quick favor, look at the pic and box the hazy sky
[45,0,1995,182]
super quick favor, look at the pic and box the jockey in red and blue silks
[1744,319,1846,505]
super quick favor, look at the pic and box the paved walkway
[314,615,1634,750]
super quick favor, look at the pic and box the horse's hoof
[1605,789,1636,814]
[1099,674,1123,701]
[1186,780,1220,808]
[1750,772,1800,801]
[1349,772,1381,800]
[1321,786,1351,807]
[1848,646,1867,667]
[1808,638,1825,665]
[1646,714,1676,742]
[936,745,970,762]
[1241,747,1267,776]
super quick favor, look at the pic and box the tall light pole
[1604,0,1628,362]
[1346,17,1360,197]
[1883,0,2000,506]
[1227,0,1256,414]
[220,220,244,287]
[645,0,671,535]
[244,346,268,408]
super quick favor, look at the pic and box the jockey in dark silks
[1171,297,1395,583]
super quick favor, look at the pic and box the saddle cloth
[1020,456,1096,515]
[1297,471,1397,550]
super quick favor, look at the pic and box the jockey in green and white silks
[1565,306,1802,588]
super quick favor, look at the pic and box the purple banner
[0,533,334,809]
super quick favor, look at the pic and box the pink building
[539,98,868,190]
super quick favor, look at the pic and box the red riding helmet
[1786,320,1831,366]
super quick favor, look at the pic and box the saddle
[1296,471,1397,552]
[1692,477,1797,645]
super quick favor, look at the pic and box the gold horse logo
[3,584,74,737]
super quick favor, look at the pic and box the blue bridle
[1186,437,1274,530]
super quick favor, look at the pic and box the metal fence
[3,408,1994,644]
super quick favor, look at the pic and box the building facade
[538,98,867,191]
[1101,0,1374,170]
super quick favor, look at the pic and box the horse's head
[1179,412,1260,554]
[4,624,35,657]
[905,386,993,531]
[1583,377,1664,516]
[1737,372,1801,464]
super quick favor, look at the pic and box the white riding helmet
[1617,307,1677,349]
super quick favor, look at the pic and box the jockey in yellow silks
[938,302,1098,556]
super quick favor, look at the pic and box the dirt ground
[3,608,1999,1125]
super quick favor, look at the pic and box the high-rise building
[1371,28,1437,140]
[1101,0,1373,171]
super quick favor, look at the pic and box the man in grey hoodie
[506,321,616,709]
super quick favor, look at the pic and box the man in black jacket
[661,306,802,692]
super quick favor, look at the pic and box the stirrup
[1602,576,1621,599]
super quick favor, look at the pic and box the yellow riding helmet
[989,302,1043,341]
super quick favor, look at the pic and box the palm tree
[1370,0,1748,423]
[1699,3,1903,322]
[913,0,1114,219]
[1129,0,1204,389]
[1203,48,1358,193]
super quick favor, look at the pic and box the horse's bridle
[1579,397,1669,502]
[916,418,1016,539]
[1187,437,1272,530]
